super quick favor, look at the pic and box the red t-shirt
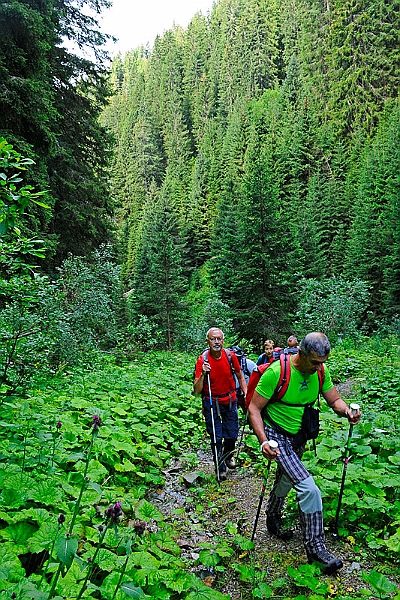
[195,349,241,403]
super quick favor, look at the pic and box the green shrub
[295,276,370,339]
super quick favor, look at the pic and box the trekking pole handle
[260,440,278,453]
[350,403,360,415]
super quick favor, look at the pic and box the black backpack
[228,345,250,380]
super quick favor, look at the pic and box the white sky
[100,0,217,57]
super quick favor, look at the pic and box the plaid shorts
[264,425,310,485]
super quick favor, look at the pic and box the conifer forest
[1,1,400,599]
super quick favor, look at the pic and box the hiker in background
[194,328,247,480]
[248,332,361,575]
[256,339,275,366]
[229,346,256,413]
[286,335,299,351]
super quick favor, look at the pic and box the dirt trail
[149,380,386,597]
[151,439,367,599]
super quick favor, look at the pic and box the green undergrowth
[0,340,399,599]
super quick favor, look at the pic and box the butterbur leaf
[362,570,397,595]
[384,528,400,553]
[198,549,220,567]
[135,500,163,522]
[27,521,60,553]
[120,581,146,598]
[29,481,63,505]
[0,487,27,508]
[0,521,37,546]
[0,553,26,582]
[55,535,78,569]
[253,582,274,598]
[153,531,181,556]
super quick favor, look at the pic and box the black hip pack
[302,403,320,440]
[264,401,320,450]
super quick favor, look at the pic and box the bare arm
[248,390,279,459]
[323,387,361,424]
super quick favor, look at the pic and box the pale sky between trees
[100,0,216,56]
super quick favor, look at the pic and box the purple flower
[105,502,123,523]
[56,421,62,429]
[92,414,102,431]
[133,520,147,536]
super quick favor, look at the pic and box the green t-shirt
[255,356,334,434]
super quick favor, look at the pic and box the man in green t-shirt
[248,332,361,575]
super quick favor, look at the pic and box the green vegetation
[0,341,399,598]
[2,0,399,352]
[0,1,400,597]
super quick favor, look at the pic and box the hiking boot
[219,471,227,481]
[266,516,294,540]
[226,456,236,469]
[307,548,343,575]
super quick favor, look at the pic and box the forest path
[150,382,368,598]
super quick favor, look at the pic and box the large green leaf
[27,521,60,553]
[0,521,37,546]
[55,535,78,569]
[0,487,27,509]
[198,549,220,567]
[362,570,398,595]
[135,500,163,522]
[0,553,26,582]
[120,581,146,598]
[28,481,63,505]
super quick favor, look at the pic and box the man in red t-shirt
[194,327,247,480]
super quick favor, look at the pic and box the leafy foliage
[0,342,399,599]
[294,276,370,339]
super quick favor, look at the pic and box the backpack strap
[224,348,235,376]
[273,352,291,401]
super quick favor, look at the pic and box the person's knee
[275,477,292,498]
[296,476,322,513]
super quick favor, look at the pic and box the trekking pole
[333,403,360,536]
[206,370,221,485]
[251,440,278,542]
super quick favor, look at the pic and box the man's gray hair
[299,332,330,357]
[206,327,224,340]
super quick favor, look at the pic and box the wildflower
[56,421,62,429]
[58,513,66,524]
[92,414,102,431]
[133,520,147,536]
[105,501,123,524]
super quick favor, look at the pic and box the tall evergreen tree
[347,100,400,317]
[0,0,114,265]
[130,190,189,349]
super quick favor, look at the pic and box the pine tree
[347,100,400,317]
[130,190,189,349]
[0,0,113,265]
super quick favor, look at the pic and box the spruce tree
[130,190,188,349]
